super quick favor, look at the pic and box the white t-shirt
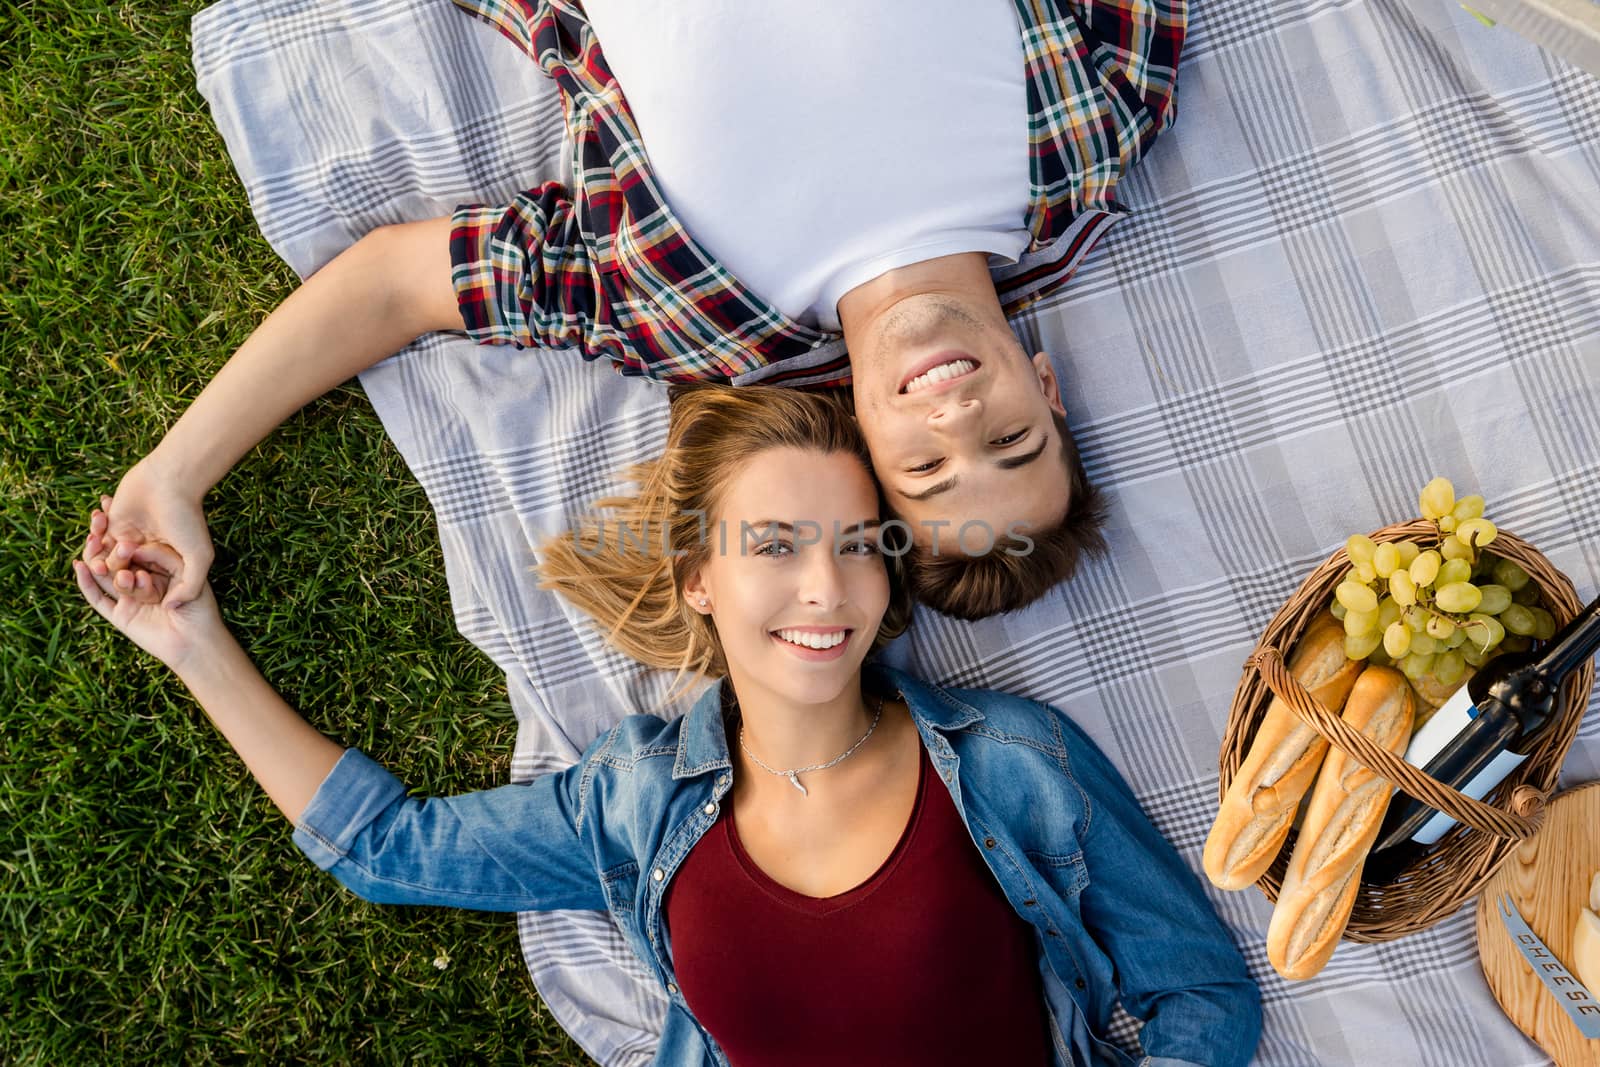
[580,1,1032,331]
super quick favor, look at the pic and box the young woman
[75,387,1260,1067]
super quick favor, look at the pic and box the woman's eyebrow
[744,519,883,533]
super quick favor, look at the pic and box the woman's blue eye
[753,540,792,557]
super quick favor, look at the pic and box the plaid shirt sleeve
[450,183,639,370]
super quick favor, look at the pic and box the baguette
[1266,665,1415,980]
[1204,618,1364,890]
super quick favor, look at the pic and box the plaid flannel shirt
[448,0,1186,387]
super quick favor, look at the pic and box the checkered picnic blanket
[191,0,1600,1063]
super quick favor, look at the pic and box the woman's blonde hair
[539,386,913,692]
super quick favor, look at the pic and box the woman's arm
[1051,707,1264,1067]
[73,526,604,912]
[101,217,459,606]
[170,626,344,823]
[74,535,342,821]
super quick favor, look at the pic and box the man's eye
[906,459,942,473]
[992,430,1027,446]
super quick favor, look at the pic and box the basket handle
[1246,647,1547,841]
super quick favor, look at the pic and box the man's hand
[85,217,459,609]
[92,456,213,606]
[75,508,229,675]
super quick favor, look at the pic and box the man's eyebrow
[898,432,1051,501]
[997,432,1050,471]
[900,477,958,503]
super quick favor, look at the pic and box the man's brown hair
[903,410,1107,620]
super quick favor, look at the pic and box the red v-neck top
[662,747,1052,1066]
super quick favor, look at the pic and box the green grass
[1,3,594,1062]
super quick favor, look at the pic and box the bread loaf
[1204,618,1363,890]
[1266,665,1415,980]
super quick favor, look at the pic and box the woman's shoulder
[581,711,689,771]
[878,665,1066,748]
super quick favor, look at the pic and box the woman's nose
[800,551,848,609]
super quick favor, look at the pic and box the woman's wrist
[171,626,249,691]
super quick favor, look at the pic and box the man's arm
[153,217,459,500]
[103,218,459,603]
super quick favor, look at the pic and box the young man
[102,0,1183,619]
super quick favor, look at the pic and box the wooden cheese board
[1476,783,1600,1066]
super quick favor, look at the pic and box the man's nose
[926,396,982,427]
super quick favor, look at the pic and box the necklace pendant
[786,771,808,796]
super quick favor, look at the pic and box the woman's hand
[75,508,230,676]
[96,455,215,607]
[76,506,345,823]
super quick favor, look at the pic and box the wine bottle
[1370,589,1600,855]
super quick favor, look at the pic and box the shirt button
[1075,978,1086,990]
[703,803,716,816]
[652,868,665,883]
[983,837,997,849]
[667,982,679,995]
[717,774,730,787]
[1022,899,1037,907]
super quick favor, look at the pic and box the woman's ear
[682,570,713,615]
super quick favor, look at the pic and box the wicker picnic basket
[1221,519,1594,941]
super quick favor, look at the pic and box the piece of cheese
[1574,906,1600,997]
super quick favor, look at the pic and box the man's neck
[836,251,1000,345]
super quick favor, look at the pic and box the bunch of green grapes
[1328,477,1557,687]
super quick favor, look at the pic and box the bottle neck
[1535,590,1600,682]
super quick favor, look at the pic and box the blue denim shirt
[293,665,1261,1066]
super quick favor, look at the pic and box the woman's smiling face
[684,447,891,707]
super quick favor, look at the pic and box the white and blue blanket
[191,1,1600,1062]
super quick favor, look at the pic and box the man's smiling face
[848,296,1071,554]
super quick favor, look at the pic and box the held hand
[75,515,229,675]
[96,456,214,606]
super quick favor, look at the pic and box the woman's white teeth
[774,629,848,650]
[905,359,976,393]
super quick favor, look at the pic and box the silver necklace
[737,693,885,796]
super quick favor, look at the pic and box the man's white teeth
[774,629,848,650]
[905,359,976,393]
